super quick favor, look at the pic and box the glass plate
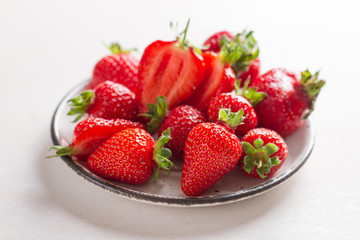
[50,80,315,207]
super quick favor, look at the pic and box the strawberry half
[239,128,288,179]
[49,118,144,160]
[137,20,205,112]
[68,81,138,122]
[88,43,139,92]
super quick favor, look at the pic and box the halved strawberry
[137,21,205,113]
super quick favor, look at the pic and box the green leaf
[67,90,95,122]
[217,108,245,130]
[241,141,255,155]
[263,143,278,156]
[254,138,264,149]
[243,155,255,174]
[139,96,168,133]
[47,145,75,158]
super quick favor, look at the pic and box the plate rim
[50,80,316,207]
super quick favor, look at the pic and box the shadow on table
[38,139,297,239]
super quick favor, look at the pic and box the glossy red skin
[183,51,236,112]
[181,123,242,196]
[89,53,139,92]
[250,68,310,137]
[239,128,288,179]
[207,93,257,137]
[88,81,138,121]
[137,40,205,113]
[158,105,206,159]
[88,128,155,184]
[203,31,235,53]
[237,58,261,87]
[70,118,144,160]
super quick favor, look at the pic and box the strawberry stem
[106,42,137,54]
[67,90,95,122]
[241,138,281,179]
[139,96,168,133]
[152,128,174,180]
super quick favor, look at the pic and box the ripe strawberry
[158,105,206,159]
[88,43,139,92]
[181,110,244,196]
[49,118,144,160]
[183,41,241,111]
[239,128,288,179]
[87,128,174,184]
[137,20,205,113]
[250,69,325,137]
[68,80,138,122]
[203,31,235,52]
[207,79,266,137]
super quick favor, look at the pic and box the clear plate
[50,80,315,207]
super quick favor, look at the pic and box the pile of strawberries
[50,21,325,197]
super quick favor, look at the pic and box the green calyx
[228,30,259,75]
[234,77,267,107]
[139,95,168,133]
[219,35,243,65]
[241,138,281,179]
[218,108,245,130]
[67,90,95,122]
[172,19,191,49]
[47,145,75,158]
[107,42,137,54]
[152,128,174,180]
[301,70,326,119]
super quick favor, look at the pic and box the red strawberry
[239,128,288,179]
[88,43,139,92]
[68,81,138,122]
[158,105,206,159]
[87,128,174,184]
[250,69,325,137]
[203,31,235,52]
[137,20,205,113]
[49,118,144,160]
[207,79,266,137]
[183,42,241,111]
[181,110,244,196]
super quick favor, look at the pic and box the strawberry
[181,109,244,196]
[207,79,266,137]
[87,128,174,184]
[137,20,205,113]
[183,41,242,112]
[239,128,288,179]
[68,80,138,122]
[49,118,144,160]
[158,105,206,159]
[88,43,139,92]
[250,69,325,137]
[203,31,235,53]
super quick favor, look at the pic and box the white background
[1,0,359,239]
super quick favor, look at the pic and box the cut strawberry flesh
[137,40,204,112]
[183,51,226,111]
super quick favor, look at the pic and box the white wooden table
[1,0,359,239]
